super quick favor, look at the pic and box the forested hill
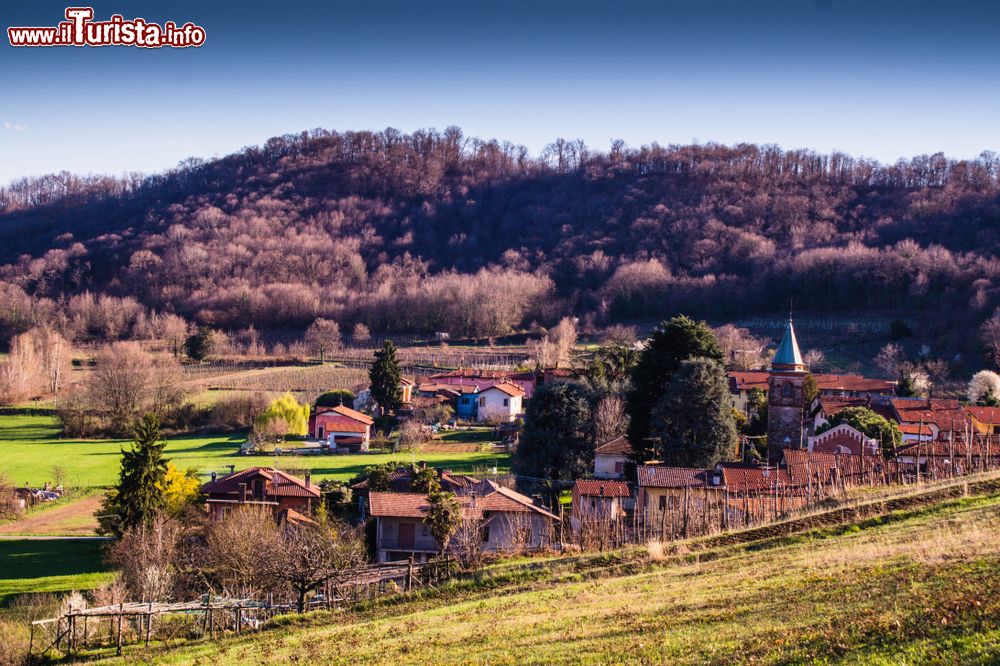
[1,127,999,341]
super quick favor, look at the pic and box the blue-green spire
[772,318,804,368]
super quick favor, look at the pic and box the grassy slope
[0,414,509,488]
[0,539,113,607]
[90,483,1000,665]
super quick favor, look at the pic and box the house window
[782,382,793,398]
[479,397,486,407]
[462,397,470,404]
[614,461,624,474]
[658,495,666,510]
[480,525,490,542]
[503,398,509,407]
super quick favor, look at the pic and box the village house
[965,406,1000,435]
[399,376,415,404]
[367,481,559,563]
[476,382,525,423]
[570,479,633,529]
[889,398,970,442]
[201,467,320,524]
[351,466,480,515]
[415,382,480,419]
[636,465,712,519]
[310,404,374,452]
[716,463,794,493]
[593,435,632,479]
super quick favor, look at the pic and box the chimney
[305,471,311,488]
[599,484,605,497]
[211,471,217,483]
[239,482,247,503]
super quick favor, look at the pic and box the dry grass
[83,480,1000,665]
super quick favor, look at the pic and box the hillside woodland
[1,128,999,354]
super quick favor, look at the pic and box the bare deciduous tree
[108,514,183,602]
[982,312,1000,369]
[85,342,185,433]
[875,342,903,377]
[304,318,341,361]
[0,332,39,404]
[552,317,578,368]
[593,395,627,444]
[205,506,281,599]
[272,522,365,612]
[713,324,768,371]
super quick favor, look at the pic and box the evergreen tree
[424,490,462,555]
[369,340,403,414]
[626,315,724,460]
[98,414,169,536]
[513,381,595,485]
[803,373,819,406]
[649,358,736,468]
[315,389,357,408]
[184,326,215,362]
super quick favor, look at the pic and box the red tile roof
[368,484,559,521]
[201,467,320,499]
[899,423,933,435]
[719,465,792,491]
[817,396,868,416]
[636,466,711,488]
[890,398,969,431]
[728,371,895,395]
[729,371,769,391]
[813,374,896,393]
[965,406,1000,425]
[595,435,632,456]
[572,480,632,498]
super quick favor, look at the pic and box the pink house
[312,405,374,452]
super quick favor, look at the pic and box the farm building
[368,481,559,563]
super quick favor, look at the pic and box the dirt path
[0,492,103,536]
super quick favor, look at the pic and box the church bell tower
[766,318,808,465]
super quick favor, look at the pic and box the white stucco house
[476,383,525,423]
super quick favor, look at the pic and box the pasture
[0,413,510,488]
[0,538,113,608]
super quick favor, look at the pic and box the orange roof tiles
[636,466,711,488]
[572,480,633,498]
[201,467,320,499]
[595,435,632,456]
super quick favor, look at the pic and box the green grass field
[86,480,1000,664]
[0,414,510,488]
[0,538,113,607]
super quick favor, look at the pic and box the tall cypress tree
[649,358,737,467]
[369,339,403,414]
[99,414,169,535]
[626,315,724,461]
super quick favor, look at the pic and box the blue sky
[1,0,999,185]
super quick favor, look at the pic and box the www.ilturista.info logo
[7,7,205,48]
